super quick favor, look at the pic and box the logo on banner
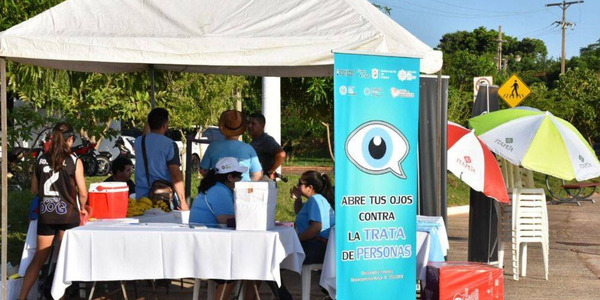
[397,69,417,81]
[345,121,409,179]
[357,69,371,78]
[464,156,472,164]
[336,69,355,77]
[372,69,379,79]
[364,88,371,96]
[339,86,356,96]
[391,87,415,98]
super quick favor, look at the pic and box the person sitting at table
[190,157,245,225]
[18,122,89,300]
[104,156,136,197]
[191,157,268,299]
[291,170,335,264]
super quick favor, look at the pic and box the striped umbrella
[469,107,600,181]
[447,122,509,203]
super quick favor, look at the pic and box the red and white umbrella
[447,122,509,203]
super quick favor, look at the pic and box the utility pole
[546,0,584,75]
[495,26,507,71]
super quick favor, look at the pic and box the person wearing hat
[200,110,262,181]
[190,157,246,224]
[190,157,249,300]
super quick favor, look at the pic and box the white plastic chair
[497,188,549,280]
[513,188,549,280]
[301,264,323,300]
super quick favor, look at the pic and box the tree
[549,68,600,143]
[569,39,600,73]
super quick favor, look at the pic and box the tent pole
[262,77,281,173]
[1,57,8,300]
[150,65,156,108]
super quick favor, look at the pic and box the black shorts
[37,222,79,236]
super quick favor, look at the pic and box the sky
[375,0,600,59]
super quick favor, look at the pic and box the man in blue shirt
[200,110,262,181]
[134,108,189,210]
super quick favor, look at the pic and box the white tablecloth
[417,215,449,256]
[319,227,430,299]
[51,223,304,299]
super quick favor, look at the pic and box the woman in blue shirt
[190,157,246,299]
[190,156,245,225]
[291,170,335,264]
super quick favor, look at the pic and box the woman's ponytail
[198,169,217,194]
[301,170,335,210]
[49,123,74,171]
[319,173,335,210]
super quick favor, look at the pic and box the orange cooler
[88,182,129,219]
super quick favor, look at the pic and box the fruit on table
[126,197,171,217]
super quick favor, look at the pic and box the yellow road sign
[498,74,531,107]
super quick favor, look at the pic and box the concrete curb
[447,205,469,216]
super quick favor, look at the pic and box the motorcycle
[71,138,110,176]
[99,135,136,173]
[114,135,136,165]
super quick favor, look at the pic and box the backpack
[142,136,180,210]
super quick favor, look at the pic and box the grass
[284,157,334,167]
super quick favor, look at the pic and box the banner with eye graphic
[334,52,419,300]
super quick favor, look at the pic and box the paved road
[447,195,600,300]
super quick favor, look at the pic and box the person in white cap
[190,157,248,299]
[190,157,246,224]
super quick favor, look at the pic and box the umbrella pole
[1,57,8,300]
[486,84,490,113]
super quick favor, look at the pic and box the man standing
[200,110,262,181]
[104,157,136,197]
[247,112,286,180]
[135,108,189,210]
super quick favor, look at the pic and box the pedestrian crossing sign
[498,74,531,107]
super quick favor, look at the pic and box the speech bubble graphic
[345,121,409,179]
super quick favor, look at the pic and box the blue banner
[334,53,419,299]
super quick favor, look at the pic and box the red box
[88,182,129,219]
[423,261,504,300]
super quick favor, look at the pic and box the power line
[387,1,549,19]
[429,0,546,15]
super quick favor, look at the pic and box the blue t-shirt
[295,194,335,239]
[190,182,234,224]
[200,140,262,181]
[134,133,180,198]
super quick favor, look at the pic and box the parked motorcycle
[99,135,136,174]
[71,138,110,176]
[114,135,136,164]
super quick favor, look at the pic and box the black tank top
[36,153,80,224]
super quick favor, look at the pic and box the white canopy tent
[0,0,442,75]
[0,0,442,296]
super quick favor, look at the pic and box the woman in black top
[18,122,88,300]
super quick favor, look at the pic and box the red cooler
[88,182,129,219]
[424,261,504,300]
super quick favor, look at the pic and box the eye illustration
[345,121,409,179]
